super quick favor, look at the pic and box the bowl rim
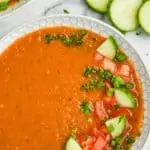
[0,14,150,149]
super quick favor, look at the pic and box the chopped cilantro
[80,101,93,115]
[115,52,127,62]
[107,88,114,96]
[63,9,69,14]
[96,80,105,89]
[83,67,92,77]
[126,82,134,89]
[100,70,112,79]
[126,136,135,145]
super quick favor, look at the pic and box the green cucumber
[86,0,110,13]
[106,115,126,138]
[139,1,150,34]
[65,137,82,150]
[109,0,143,32]
[0,0,10,11]
[96,36,117,59]
[115,88,137,108]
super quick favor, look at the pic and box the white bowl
[0,15,150,150]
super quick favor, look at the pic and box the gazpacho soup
[0,26,143,150]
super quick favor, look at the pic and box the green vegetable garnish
[115,52,127,62]
[0,1,8,11]
[112,76,125,88]
[63,9,69,14]
[107,88,114,96]
[108,124,114,132]
[45,34,55,44]
[126,136,135,145]
[80,83,89,91]
[100,70,112,79]
[80,101,93,115]
[91,66,99,74]
[96,80,105,89]
[126,82,134,89]
[83,67,92,77]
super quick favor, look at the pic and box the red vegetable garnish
[94,52,104,63]
[111,107,132,118]
[95,101,108,121]
[103,96,117,107]
[103,58,117,74]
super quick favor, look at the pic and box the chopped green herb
[112,76,125,88]
[80,83,89,91]
[110,140,116,147]
[115,136,122,145]
[89,78,97,86]
[89,83,95,90]
[96,80,105,89]
[79,30,87,38]
[45,34,55,44]
[126,136,135,145]
[100,70,112,79]
[63,9,69,14]
[107,88,114,96]
[0,1,8,11]
[80,101,93,115]
[83,67,92,77]
[91,66,99,74]
[115,52,127,62]
[108,124,114,132]
[126,82,134,89]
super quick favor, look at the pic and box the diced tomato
[93,136,107,150]
[95,101,108,121]
[92,128,106,138]
[77,134,86,144]
[103,58,117,74]
[117,64,130,77]
[105,81,112,89]
[103,96,117,107]
[111,108,132,118]
[94,52,104,63]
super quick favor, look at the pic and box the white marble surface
[0,0,150,149]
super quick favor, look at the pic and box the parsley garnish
[63,9,69,14]
[80,101,93,115]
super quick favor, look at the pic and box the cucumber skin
[106,115,126,138]
[139,0,150,34]
[115,88,138,108]
[85,0,110,13]
[109,0,144,32]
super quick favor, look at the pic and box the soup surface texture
[0,27,143,150]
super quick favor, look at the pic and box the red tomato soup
[0,27,143,150]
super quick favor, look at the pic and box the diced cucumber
[139,1,150,34]
[112,76,125,88]
[96,36,117,59]
[109,0,143,32]
[115,88,137,108]
[86,0,110,13]
[65,137,82,150]
[106,115,126,138]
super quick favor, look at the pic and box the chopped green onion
[115,136,122,145]
[115,52,127,62]
[100,70,112,79]
[63,9,69,14]
[107,88,114,96]
[83,67,92,77]
[112,76,125,88]
[126,82,134,89]
[91,66,99,74]
[126,136,135,145]
[80,101,93,115]
[110,140,116,147]
[80,83,89,91]
[97,80,105,89]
